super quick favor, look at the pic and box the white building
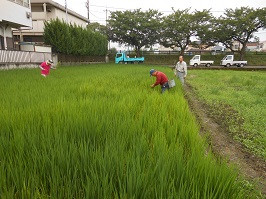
[13,0,90,46]
[231,41,266,52]
[246,42,260,51]
[0,0,32,50]
[260,41,266,51]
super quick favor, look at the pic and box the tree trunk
[239,44,246,61]
[135,46,141,57]
[180,47,185,56]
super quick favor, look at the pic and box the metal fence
[0,50,51,64]
[118,50,266,56]
[123,50,214,56]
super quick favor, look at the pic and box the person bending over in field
[39,59,55,77]
[150,69,169,93]
[174,56,187,86]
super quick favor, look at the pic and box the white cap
[47,59,53,65]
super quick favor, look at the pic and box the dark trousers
[161,82,169,93]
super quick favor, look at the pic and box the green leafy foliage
[106,7,265,60]
[202,7,266,60]
[161,9,213,56]
[44,18,108,56]
[87,22,107,36]
[108,9,163,56]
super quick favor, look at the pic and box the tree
[43,18,70,54]
[87,22,106,35]
[107,9,163,56]
[207,7,266,60]
[160,9,213,56]
[44,18,108,56]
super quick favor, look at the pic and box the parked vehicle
[189,55,214,67]
[220,55,247,67]
[115,52,144,64]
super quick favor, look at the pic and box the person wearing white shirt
[174,56,187,86]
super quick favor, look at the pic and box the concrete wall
[246,46,258,51]
[28,7,88,34]
[0,63,39,70]
[35,45,51,53]
[13,1,89,41]
[0,49,52,63]
[0,0,32,28]
[0,54,58,70]
[262,41,266,51]
[20,44,35,51]
[53,9,88,27]
[0,25,13,37]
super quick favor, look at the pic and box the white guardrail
[0,50,51,64]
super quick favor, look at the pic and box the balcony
[8,0,30,8]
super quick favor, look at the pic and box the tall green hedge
[44,18,108,56]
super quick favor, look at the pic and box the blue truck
[115,52,144,64]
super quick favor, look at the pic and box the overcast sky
[53,0,266,41]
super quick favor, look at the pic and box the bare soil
[184,83,266,197]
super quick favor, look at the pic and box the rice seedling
[0,65,262,198]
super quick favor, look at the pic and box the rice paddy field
[0,64,263,198]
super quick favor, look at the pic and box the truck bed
[199,61,214,64]
[125,57,144,61]
[232,61,247,64]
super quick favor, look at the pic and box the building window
[8,0,30,8]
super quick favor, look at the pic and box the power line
[90,4,130,10]
[89,11,104,19]
[89,10,105,13]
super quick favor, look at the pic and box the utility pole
[85,0,90,23]
[105,8,107,27]
[104,8,110,50]
[104,7,110,62]
[65,0,68,54]
[65,0,68,23]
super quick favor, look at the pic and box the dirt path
[184,83,266,196]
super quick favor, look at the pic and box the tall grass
[0,65,261,198]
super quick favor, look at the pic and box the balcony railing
[0,49,51,64]
[8,0,30,8]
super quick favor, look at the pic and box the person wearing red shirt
[150,69,169,93]
[39,59,55,77]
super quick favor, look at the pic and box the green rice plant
[0,65,262,198]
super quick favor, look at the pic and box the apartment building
[0,0,32,49]
[13,0,90,45]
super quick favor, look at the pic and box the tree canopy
[44,18,108,56]
[107,9,163,56]
[199,7,266,60]
[160,8,213,55]
[87,22,107,36]
[44,7,266,59]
